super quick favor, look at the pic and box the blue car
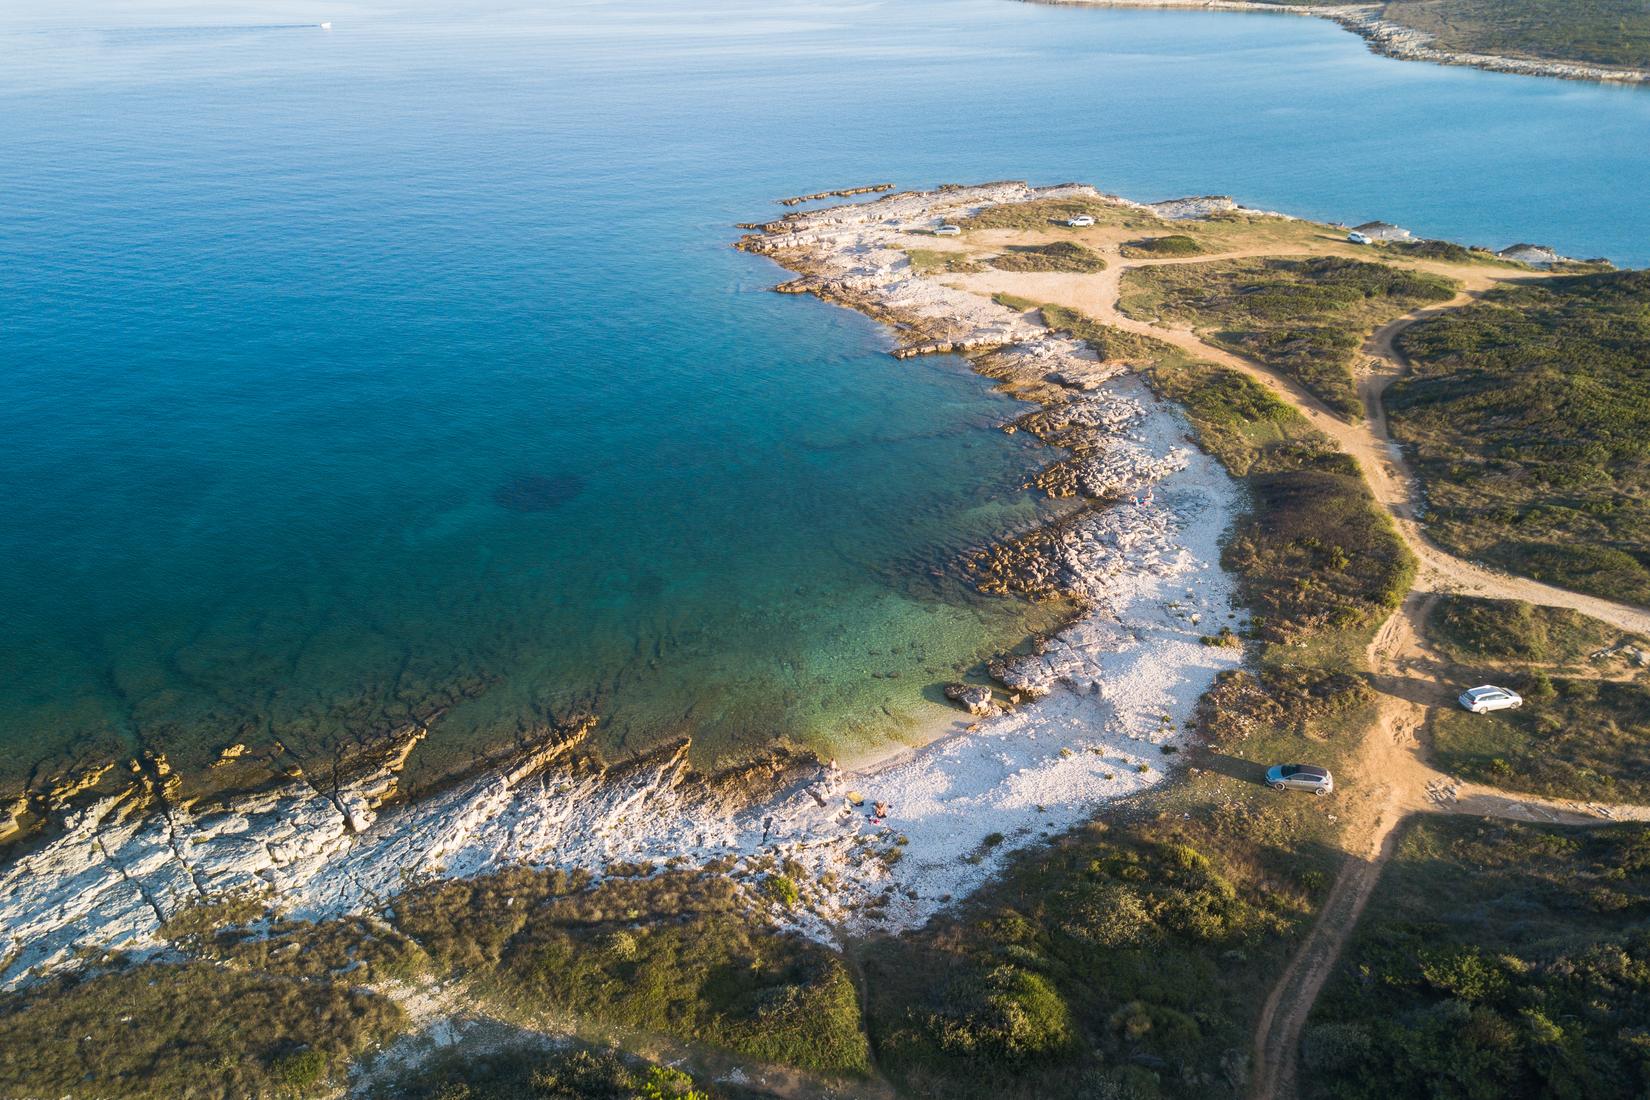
[1266,763,1333,796]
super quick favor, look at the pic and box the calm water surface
[3,0,1648,787]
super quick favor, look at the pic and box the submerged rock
[493,473,586,512]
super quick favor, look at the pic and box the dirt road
[955,239,1650,1098]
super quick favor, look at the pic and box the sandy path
[958,242,1650,1098]
[968,255,1650,636]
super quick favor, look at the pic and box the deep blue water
[3,0,1648,786]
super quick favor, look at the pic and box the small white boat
[320,21,333,29]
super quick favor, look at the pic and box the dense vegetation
[864,814,1321,1100]
[393,866,871,1076]
[1121,256,1458,419]
[1307,816,1650,1099]
[1382,0,1650,69]
[0,957,407,1098]
[1143,356,1415,639]
[987,241,1107,273]
[0,866,867,1099]
[1427,595,1621,668]
[373,1044,715,1100]
[1388,270,1650,603]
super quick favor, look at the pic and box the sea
[3,0,1648,791]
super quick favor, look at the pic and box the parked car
[1346,231,1372,245]
[1458,685,1523,713]
[1066,215,1096,227]
[934,224,962,236]
[1266,763,1333,796]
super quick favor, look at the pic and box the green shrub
[1308,816,1650,1100]
[0,961,405,1099]
[1122,256,1457,419]
[1389,270,1650,603]
[988,241,1107,273]
[1121,234,1204,258]
[1380,0,1650,69]
[394,869,870,1075]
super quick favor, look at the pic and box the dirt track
[955,237,1650,1098]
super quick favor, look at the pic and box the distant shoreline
[1025,0,1650,86]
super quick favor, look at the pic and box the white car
[1066,215,1096,228]
[1346,231,1372,245]
[1458,685,1523,713]
[934,224,962,236]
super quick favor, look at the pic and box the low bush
[1433,675,1650,803]
[866,816,1323,1099]
[0,961,405,1098]
[373,1043,715,1100]
[1307,816,1650,1100]
[987,241,1107,273]
[1122,256,1458,419]
[394,869,870,1076]
[1121,234,1204,258]
[1388,269,1650,603]
[906,248,984,274]
[1426,595,1622,666]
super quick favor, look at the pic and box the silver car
[1266,763,1333,796]
[1458,685,1523,713]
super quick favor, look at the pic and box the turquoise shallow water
[3,0,1649,789]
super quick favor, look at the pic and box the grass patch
[371,1043,715,1100]
[1427,594,1624,667]
[1121,256,1458,419]
[1038,303,1181,365]
[993,291,1040,311]
[0,960,405,1098]
[1140,356,1329,477]
[1306,815,1650,1099]
[864,814,1326,1100]
[1381,238,1508,266]
[1388,269,1650,604]
[986,241,1107,273]
[1121,234,1204,259]
[1433,675,1650,803]
[392,868,871,1076]
[955,197,1156,233]
[906,248,984,275]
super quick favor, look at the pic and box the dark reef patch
[492,473,586,513]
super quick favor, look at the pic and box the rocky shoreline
[1028,0,1650,86]
[0,182,1244,993]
